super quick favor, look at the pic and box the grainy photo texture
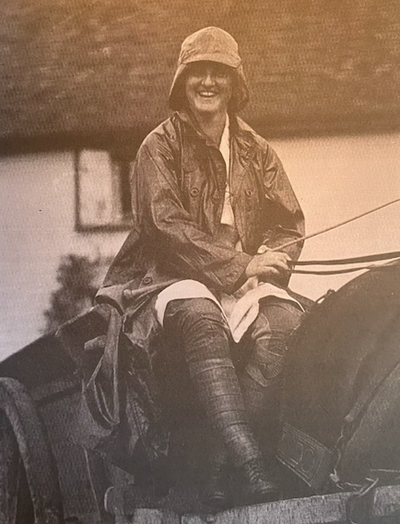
[0,2,400,523]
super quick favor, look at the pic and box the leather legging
[163,297,302,466]
[239,297,303,457]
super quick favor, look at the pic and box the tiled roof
[1,0,399,151]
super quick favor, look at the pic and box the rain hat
[169,27,249,112]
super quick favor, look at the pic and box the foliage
[43,254,100,333]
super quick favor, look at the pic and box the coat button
[142,276,153,285]
[245,189,253,197]
[123,289,133,300]
[190,187,199,197]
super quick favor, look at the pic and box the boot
[190,359,262,466]
[195,363,281,508]
[203,450,230,509]
[241,458,279,505]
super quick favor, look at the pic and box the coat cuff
[223,252,253,294]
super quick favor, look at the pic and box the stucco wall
[0,151,127,357]
[277,133,400,299]
[1,134,399,358]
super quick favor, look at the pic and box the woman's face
[185,61,233,119]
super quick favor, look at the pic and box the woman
[99,26,305,507]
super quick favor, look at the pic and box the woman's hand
[245,246,291,282]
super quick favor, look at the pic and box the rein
[290,252,400,276]
[270,197,400,276]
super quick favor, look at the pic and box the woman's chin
[192,102,226,119]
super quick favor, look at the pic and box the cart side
[0,306,114,524]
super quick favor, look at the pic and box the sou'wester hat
[169,26,249,112]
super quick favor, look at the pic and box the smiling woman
[85,26,305,509]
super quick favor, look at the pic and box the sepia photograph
[0,1,400,522]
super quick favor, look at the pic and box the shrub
[43,254,101,333]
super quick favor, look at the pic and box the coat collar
[175,110,213,145]
[175,110,255,160]
[174,110,255,198]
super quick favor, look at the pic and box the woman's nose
[201,69,216,86]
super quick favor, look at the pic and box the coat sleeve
[131,135,252,294]
[260,144,305,262]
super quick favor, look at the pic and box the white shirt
[219,115,235,227]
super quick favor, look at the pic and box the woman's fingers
[260,251,290,269]
[245,251,291,280]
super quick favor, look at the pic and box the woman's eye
[188,63,230,79]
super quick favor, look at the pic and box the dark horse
[279,261,400,497]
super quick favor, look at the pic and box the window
[75,149,132,230]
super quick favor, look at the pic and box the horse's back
[279,264,400,490]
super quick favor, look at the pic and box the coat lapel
[230,128,254,196]
[231,125,255,248]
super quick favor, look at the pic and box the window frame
[74,149,133,232]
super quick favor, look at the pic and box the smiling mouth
[198,91,218,98]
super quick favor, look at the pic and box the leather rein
[290,251,400,275]
[271,198,400,276]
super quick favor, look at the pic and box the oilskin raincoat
[73,27,304,478]
[99,111,304,310]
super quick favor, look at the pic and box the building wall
[1,133,400,359]
[276,132,400,300]
[0,151,126,357]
